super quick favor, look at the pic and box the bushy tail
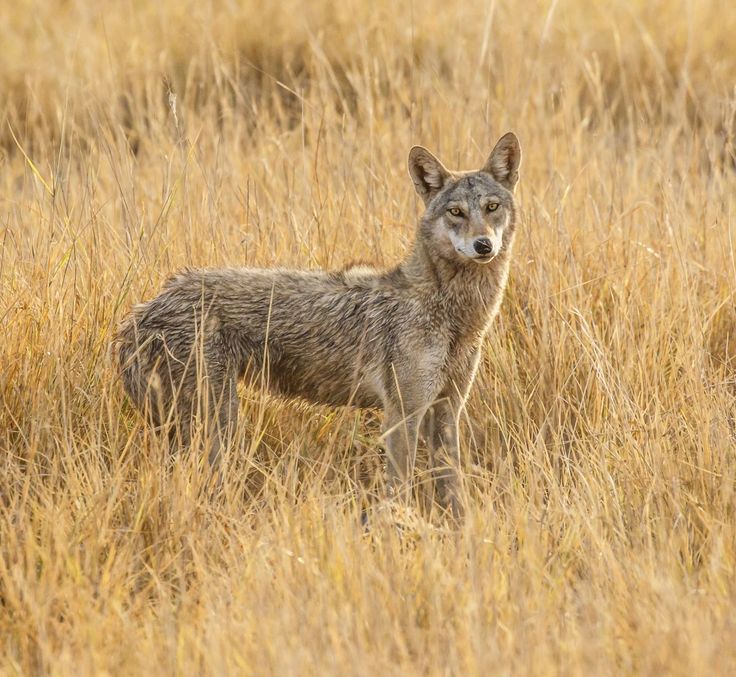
[114,315,150,415]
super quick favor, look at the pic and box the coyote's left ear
[482,132,521,191]
[408,146,452,206]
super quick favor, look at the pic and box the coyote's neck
[399,238,513,338]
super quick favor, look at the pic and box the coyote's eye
[487,202,500,212]
[448,207,463,217]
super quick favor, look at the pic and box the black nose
[473,237,493,256]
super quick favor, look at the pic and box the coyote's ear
[482,132,521,191]
[408,146,452,205]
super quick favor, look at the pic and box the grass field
[1,0,735,673]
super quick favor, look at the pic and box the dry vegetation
[1,0,736,673]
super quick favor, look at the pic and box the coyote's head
[408,132,521,265]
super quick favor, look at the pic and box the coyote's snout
[115,132,522,514]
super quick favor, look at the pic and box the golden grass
[1,0,735,673]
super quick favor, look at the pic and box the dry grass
[2,0,736,673]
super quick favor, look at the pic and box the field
[1,0,735,673]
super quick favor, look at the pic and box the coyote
[115,132,521,513]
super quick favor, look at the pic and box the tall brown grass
[1,0,735,673]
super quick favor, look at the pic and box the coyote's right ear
[408,146,452,206]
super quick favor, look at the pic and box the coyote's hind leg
[206,369,239,471]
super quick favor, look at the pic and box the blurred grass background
[1,0,735,673]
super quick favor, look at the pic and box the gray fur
[115,132,522,514]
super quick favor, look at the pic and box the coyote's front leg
[382,402,424,498]
[424,397,463,517]
[380,359,439,499]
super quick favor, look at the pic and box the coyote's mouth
[473,253,496,264]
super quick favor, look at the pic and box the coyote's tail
[114,315,148,412]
